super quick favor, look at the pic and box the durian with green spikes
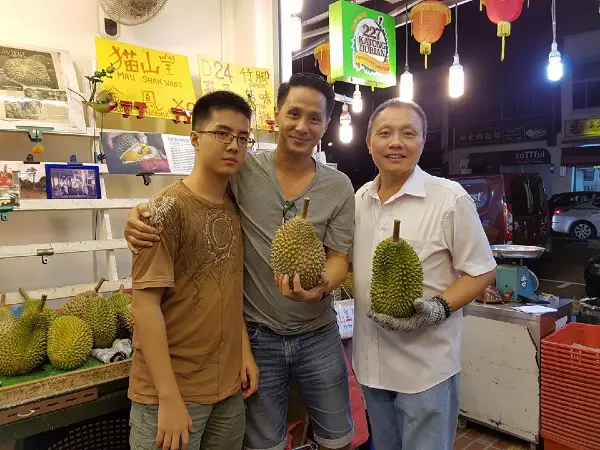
[19,287,57,323]
[85,294,118,349]
[369,220,424,319]
[62,278,105,319]
[270,198,326,291]
[0,294,16,341]
[47,315,93,370]
[0,295,51,376]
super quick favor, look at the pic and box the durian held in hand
[0,295,51,376]
[270,197,327,291]
[368,220,424,326]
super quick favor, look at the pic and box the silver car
[552,199,600,239]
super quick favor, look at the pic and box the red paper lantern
[485,0,524,61]
[410,0,451,69]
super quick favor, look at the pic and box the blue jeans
[243,320,354,450]
[361,373,459,450]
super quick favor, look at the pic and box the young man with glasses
[124,73,355,450]
[128,91,259,450]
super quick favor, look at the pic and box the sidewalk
[454,424,530,450]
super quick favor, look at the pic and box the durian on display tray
[270,197,327,291]
[369,220,424,320]
[19,287,57,323]
[85,294,118,349]
[62,278,106,319]
[0,293,16,341]
[47,315,93,370]
[0,295,51,376]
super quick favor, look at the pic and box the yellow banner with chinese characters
[197,55,275,130]
[565,118,600,138]
[95,38,196,120]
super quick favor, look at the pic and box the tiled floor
[454,423,530,450]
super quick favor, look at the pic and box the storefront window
[573,167,600,191]
[572,60,600,110]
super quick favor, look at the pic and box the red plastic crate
[541,323,600,449]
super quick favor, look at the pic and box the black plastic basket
[579,298,600,326]
[22,408,130,450]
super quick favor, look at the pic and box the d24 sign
[198,55,275,131]
[329,1,396,88]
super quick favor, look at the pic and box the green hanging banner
[329,0,397,88]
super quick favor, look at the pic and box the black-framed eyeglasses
[282,201,297,224]
[196,130,256,148]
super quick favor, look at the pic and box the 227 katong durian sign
[95,38,196,120]
[328,0,397,89]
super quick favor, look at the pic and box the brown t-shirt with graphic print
[128,179,243,405]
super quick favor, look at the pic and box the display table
[459,298,574,449]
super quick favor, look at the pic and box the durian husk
[47,315,93,370]
[0,293,16,340]
[270,198,326,291]
[0,295,50,376]
[111,285,133,338]
[369,221,424,319]
[19,287,57,323]
[85,294,118,349]
[62,278,106,319]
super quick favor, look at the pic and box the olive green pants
[129,394,245,450]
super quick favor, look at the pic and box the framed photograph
[0,163,20,207]
[45,164,101,200]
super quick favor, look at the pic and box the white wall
[0,0,276,302]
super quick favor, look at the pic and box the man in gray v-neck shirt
[231,149,354,334]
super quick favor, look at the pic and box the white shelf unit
[0,160,149,306]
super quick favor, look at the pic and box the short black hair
[191,90,253,130]
[277,72,335,119]
[367,98,428,138]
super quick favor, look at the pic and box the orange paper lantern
[314,42,331,81]
[410,0,451,69]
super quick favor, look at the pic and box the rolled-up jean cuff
[242,441,286,450]
[313,424,355,449]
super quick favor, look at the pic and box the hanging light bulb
[290,15,302,52]
[448,2,464,98]
[547,43,563,82]
[547,0,563,82]
[399,67,414,102]
[449,55,464,98]
[352,84,363,113]
[399,5,413,102]
[289,0,303,15]
[339,103,353,144]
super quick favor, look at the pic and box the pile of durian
[0,279,134,377]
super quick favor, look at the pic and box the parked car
[451,173,550,247]
[584,254,600,297]
[548,191,600,214]
[552,199,600,240]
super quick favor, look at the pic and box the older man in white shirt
[351,98,496,450]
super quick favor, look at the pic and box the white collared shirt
[351,166,496,394]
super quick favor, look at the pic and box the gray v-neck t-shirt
[230,149,355,334]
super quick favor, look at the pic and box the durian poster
[0,44,71,125]
[95,38,196,120]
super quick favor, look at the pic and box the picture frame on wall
[45,164,101,200]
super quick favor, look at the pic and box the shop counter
[459,298,573,449]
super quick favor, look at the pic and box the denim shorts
[242,320,354,450]
[129,394,245,450]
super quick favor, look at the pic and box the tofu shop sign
[469,149,551,167]
[329,1,397,88]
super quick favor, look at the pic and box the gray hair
[367,98,428,138]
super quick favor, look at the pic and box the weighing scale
[490,245,545,302]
